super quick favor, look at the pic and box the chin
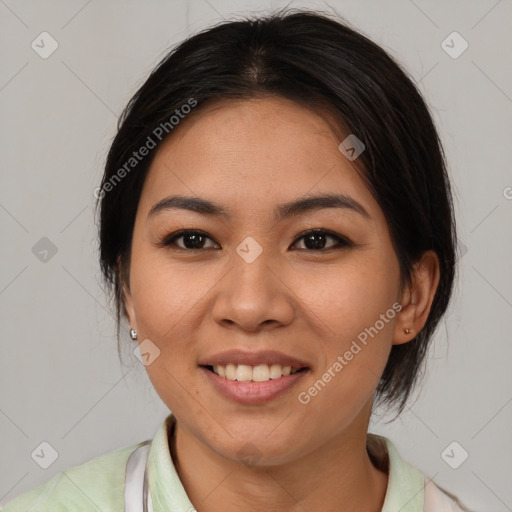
[204,429,305,469]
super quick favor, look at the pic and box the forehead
[138,97,380,222]
[159,95,346,154]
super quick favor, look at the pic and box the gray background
[0,0,511,510]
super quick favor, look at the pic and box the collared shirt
[1,413,468,511]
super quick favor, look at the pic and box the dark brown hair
[95,8,457,416]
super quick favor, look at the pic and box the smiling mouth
[203,363,309,382]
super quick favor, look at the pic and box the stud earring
[404,328,413,334]
[130,328,138,340]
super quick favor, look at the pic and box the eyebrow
[148,193,371,221]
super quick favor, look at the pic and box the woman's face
[124,96,410,465]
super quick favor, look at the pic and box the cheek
[129,249,210,338]
[291,253,399,404]
[128,252,210,402]
[293,252,400,341]
[295,300,395,439]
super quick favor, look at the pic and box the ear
[123,282,137,331]
[393,250,440,345]
[118,255,137,331]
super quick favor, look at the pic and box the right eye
[157,230,219,251]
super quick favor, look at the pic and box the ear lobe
[392,250,440,345]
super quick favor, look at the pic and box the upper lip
[199,349,310,369]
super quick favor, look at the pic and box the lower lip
[201,367,308,404]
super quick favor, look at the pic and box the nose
[211,245,295,333]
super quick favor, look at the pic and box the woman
[3,9,473,512]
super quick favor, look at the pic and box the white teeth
[210,363,301,381]
[252,364,270,382]
[235,364,253,382]
[269,364,282,379]
[214,365,226,377]
[225,363,236,380]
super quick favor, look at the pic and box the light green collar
[147,414,424,511]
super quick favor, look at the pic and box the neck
[169,404,388,512]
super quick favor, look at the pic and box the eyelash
[157,229,353,252]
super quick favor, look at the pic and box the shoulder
[368,433,475,512]
[424,479,477,512]
[1,441,145,512]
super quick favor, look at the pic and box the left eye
[291,229,353,251]
[158,229,352,251]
